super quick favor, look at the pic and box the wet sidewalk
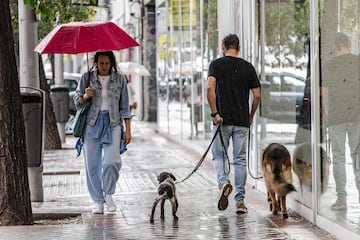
[1,120,336,240]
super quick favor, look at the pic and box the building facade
[153,0,360,239]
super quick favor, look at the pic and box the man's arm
[249,87,261,125]
[206,76,217,113]
[207,76,222,124]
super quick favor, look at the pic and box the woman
[74,51,131,214]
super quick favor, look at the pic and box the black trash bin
[50,85,69,123]
[20,87,44,167]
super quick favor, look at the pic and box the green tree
[202,0,218,60]
[264,1,310,69]
[11,0,95,149]
[0,0,33,225]
[25,0,96,39]
[0,0,96,226]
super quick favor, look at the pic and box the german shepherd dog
[262,143,296,219]
[150,172,179,223]
[293,142,330,195]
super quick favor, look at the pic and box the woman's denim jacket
[73,69,131,127]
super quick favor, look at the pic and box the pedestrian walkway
[1,120,337,240]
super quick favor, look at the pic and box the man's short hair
[222,34,240,50]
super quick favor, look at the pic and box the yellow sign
[169,0,197,28]
[158,35,174,59]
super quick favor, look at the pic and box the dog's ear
[168,173,176,181]
[158,172,167,183]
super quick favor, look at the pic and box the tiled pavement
[0,120,337,240]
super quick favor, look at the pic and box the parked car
[46,72,81,134]
[260,72,305,123]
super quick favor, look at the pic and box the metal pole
[54,54,66,142]
[18,0,43,202]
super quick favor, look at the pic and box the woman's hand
[124,130,131,145]
[124,119,131,145]
[83,87,94,101]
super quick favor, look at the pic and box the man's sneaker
[105,194,117,212]
[218,182,233,211]
[330,199,347,210]
[92,203,104,214]
[236,203,248,214]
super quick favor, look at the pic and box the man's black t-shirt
[208,56,260,127]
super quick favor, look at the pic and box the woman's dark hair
[94,51,117,73]
[222,34,240,51]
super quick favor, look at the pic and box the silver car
[260,72,306,123]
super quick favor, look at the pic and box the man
[207,34,261,213]
[322,32,360,210]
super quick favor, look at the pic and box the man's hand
[213,114,223,125]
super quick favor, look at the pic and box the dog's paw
[150,218,154,224]
[282,213,289,219]
[173,215,179,221]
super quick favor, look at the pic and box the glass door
[256,0,312,207]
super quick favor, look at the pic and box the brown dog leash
[176,124,230,184]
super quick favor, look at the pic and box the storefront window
[256,0,311,206]
[319,0,360,234]
[155,0,360,237]
[156,0,218,142]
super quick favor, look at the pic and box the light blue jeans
[330,122,360,199]
[83,112,122,204]
[211,125,249,205]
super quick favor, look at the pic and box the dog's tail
[276,183,296,196]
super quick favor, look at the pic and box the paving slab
[0,120,337,240]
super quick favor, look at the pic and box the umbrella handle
[87,53,89,72]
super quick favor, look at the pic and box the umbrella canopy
[34,21,139,54]
[118,62,151,76]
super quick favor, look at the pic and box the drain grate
[43,171,81,175]
[33,212,83,225]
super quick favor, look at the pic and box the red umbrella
[34,21,139,54]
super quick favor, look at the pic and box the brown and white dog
[150,172,179,223]
[262,143,296,219]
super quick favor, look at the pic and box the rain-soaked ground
[0,120,336,240]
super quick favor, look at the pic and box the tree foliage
[205,0,218,59]
[339,0,358,34]
[12,0,96,38]
[264,1,310,69]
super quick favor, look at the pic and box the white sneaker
[105,195,116,212]
[92,203,104,214]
